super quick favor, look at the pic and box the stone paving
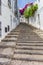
[0,23,43,65]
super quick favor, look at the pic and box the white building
[0,0,20,41]
[29,0,43,30]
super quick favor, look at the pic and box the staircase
[0,23,43,65]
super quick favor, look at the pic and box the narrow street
[0,23,43,65]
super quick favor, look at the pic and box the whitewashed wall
[29,0,43,30]
[0,0,20,41]
[29,12,39,28]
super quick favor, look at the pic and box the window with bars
[0,22,1,37]
[8,0,11,8]
[0,0,1,14]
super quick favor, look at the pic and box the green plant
[24,7,33,18]
[31,4,38,15]
[23,4,38,18]
[24,8,29,18]
[28,7,33,17]
[34,4,38,11]
[31,5,35,14]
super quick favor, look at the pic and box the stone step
[0,58,11,65]
[0,48,14,58]
[20,32,43,35]
[0,42,16,48]
[2,39,17,42]
[18,36,43,39]
[0,54,12,59]
[20,31,43,33]
[17,43,43,46]
[9,32,20,35]
[10,31,20,33]
[33,30,43,32]
[20,32,37,34]
[16,45,43,50]
[19,33,43,35]
[37,32,43,35]
[30,30,41,32]
[0,44,16,48]
[5,42,16,46]
[5,35,18,38]
[17,41,43,43]
[2,42,16,47]
[6,35,19,37]
[19,34,41,36]
[13,54,43,62]
[36,33,43,35]
[14,49,43,55]
[11,30,20,32]
[17,40,43,42]
[11,29,21,32]
[16,46,43,50]
[18,37,43,40]
[8,33,19,35]
[19,35,40,38]
[4,38,17,40]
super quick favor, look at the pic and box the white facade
[29,0,43,30]
[0,0,20,41]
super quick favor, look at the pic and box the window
[14,0,18,17]
[38,0,40,2]
[5,27,7,33]
[34,15,36,22]
[8,25,10,31]
[14,10,18,17]
[0,22,1,37]
[38,14,40,24]
[0,0,1,14]
[10,15,12,29]
[8,0,11,8]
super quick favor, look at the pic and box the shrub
[23,4,38,18]
[24,8,29,18]
[31,4,38,15]
[31,5,35,15]
[28,7,33,17]
[34,4,38,11]
[24,7,33,18]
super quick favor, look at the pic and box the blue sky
[18,0,36,9]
